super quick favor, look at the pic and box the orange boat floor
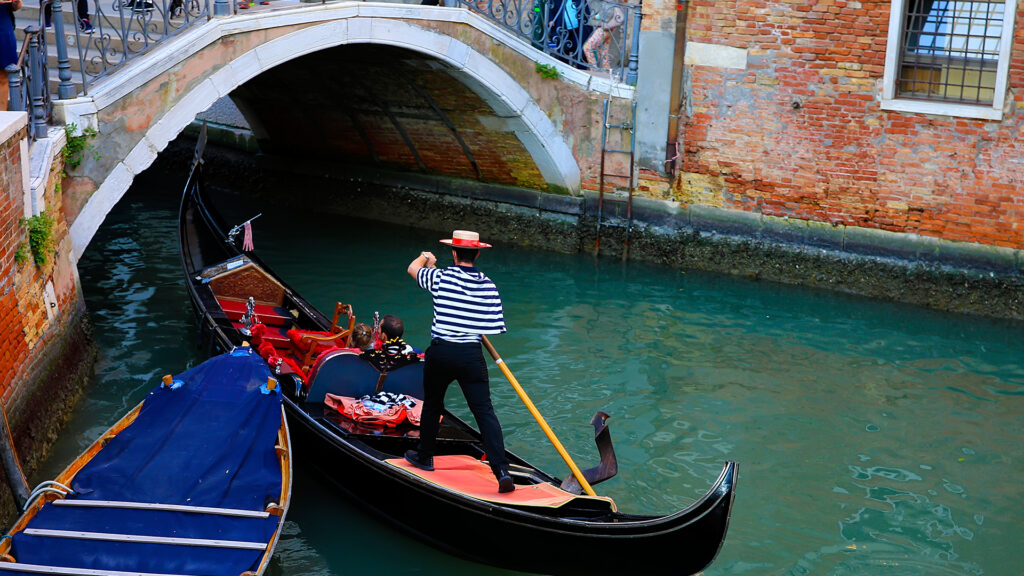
[386,455,616,510]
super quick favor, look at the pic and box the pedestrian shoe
[404,449,434,472]
[494,465,514,493]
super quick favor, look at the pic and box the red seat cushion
[240,322,290,346]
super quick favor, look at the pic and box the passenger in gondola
[360,315,421,373]
[404,230,514,493]
[349,322,374,351]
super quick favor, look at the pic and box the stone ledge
[0,111,28,143]
[663,204,1021,276]
[28,126,69,218]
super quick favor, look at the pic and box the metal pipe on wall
[1,407,30,510]
[665,0,688,177]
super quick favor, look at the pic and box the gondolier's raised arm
[408,251,437,278]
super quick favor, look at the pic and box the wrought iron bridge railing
[448,0,640,84]
[5,0,641,140]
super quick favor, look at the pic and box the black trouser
[417,339,508,471]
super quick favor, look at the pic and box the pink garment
[584,28,611,70]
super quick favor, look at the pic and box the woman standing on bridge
[0,0,22,111]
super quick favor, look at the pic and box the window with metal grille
[883,0,1017,120]
[899,0,1004,104]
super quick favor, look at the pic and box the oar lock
[161,375,184,390]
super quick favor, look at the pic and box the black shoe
[404,450,434,471]
[494,465,514,493]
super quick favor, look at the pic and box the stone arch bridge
[56,2,641,259]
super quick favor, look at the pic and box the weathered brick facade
[669,0,1024,250]
[0,121,30,403]
[0,116,95,524]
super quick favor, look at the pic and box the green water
[37,168,1024,575]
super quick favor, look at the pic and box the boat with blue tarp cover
[178,128,737,576]
[0,347,292,576]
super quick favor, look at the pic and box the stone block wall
[668,0,1024,250]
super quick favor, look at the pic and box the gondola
[0,347,292,576]
[178,131,737,576]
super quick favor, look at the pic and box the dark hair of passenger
[453,247,479,264]
[380,315,404,339]
[350,323,373,349]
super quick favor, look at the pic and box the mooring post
[0,407,30,510]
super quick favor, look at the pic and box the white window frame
[882,0,1018,120]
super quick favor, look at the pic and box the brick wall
[0,119,85,413]
[0,123,30,404]
[2,134,81,402]
[671,0,1024,250]
[0,117,94,523]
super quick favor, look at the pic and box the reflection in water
[38,165,1024,575]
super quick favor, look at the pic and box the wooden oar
[481,336,597,497]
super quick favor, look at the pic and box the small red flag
[243,222,254,251]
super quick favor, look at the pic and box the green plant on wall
[14,243,29,266]
[17,212,56,267]
[535,63,561,80]
[63,123,99,170]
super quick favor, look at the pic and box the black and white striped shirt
[417,266,506,343]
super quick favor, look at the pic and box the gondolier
[404,230,514,493]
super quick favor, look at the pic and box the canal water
[37,164,1024,575]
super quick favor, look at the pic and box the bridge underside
[230,44,548,192]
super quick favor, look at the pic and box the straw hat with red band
[439,230,492,249]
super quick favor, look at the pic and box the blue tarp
[1,348,285,575]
